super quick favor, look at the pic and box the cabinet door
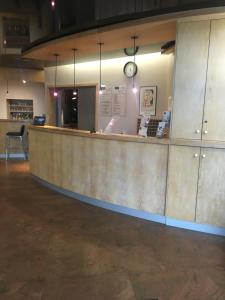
[171,21,210,139]
[196,148,225,227]
[202,19,225,141]
[166,145,200,221]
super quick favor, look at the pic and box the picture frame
[139,86,157,116]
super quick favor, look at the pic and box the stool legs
[5,135,10,160]
[5,136,27,160]
[20,136,27,160]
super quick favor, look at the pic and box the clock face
[123,61,138,78]
[124,46,139,56]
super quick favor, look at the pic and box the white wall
[45,52,174,134]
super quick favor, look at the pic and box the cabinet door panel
[171,21,210,139]
[196,148,225,227]
[166,145,200,221]
[203,19,225,141]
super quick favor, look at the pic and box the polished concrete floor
[0,160,224,300]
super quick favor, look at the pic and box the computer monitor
[33,116,46,126]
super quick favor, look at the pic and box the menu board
[112,85,127,117]
[99,87,112,117]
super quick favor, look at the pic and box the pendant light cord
[54,54,58,92]
[72,49,77,91]
[132,36,137,88]
[133,37,136,88]
[98,42,103,91]
[4,40,9,94]
[131,35,138,92]
[99,43,102,90]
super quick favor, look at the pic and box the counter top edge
[28,125,225,148]
[0,119,31,123]
[28,125,169,145]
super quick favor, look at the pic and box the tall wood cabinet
[171,20,210,140]
[202,19,225,141]
[171,19,225,142]
[166,145,225,228]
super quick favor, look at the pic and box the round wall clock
[124,46,139,56]
[123,61,138,78]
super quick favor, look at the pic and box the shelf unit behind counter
[7,99,33,121]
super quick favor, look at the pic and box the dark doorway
[57,86,96,131]
[61,89,78,128]
[78,86,96,131]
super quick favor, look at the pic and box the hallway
[0,161,224,300]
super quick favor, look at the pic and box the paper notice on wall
[100,87,112,117]
[112,85,127,117]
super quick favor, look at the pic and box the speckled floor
[0,160,224,300]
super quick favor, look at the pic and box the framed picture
[139,86,157,116]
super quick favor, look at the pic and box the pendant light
[131,36,138,94]
[98,42,104,95]
[53,53,59,97]
[72,48,77,96]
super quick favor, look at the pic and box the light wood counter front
[29,126,169,216]
[29,126,225,235]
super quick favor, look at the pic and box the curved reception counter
[29,126,225,236]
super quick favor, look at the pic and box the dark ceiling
[1,0,225,70]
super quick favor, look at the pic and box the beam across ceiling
[22,19,176,62]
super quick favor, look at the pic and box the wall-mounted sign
[99,87,112,117]
[139,86,157,116]
[112,85,127,117]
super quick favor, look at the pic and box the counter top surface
[28,125,169,145]
[29,125,225,149]
[0,119,31,123]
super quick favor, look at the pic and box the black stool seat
[5,125,27,160]
[6,132,22,136]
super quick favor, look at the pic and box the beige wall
[0,68,45,119]
[45,52,174,134]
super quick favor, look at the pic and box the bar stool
[5,125,27,160]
